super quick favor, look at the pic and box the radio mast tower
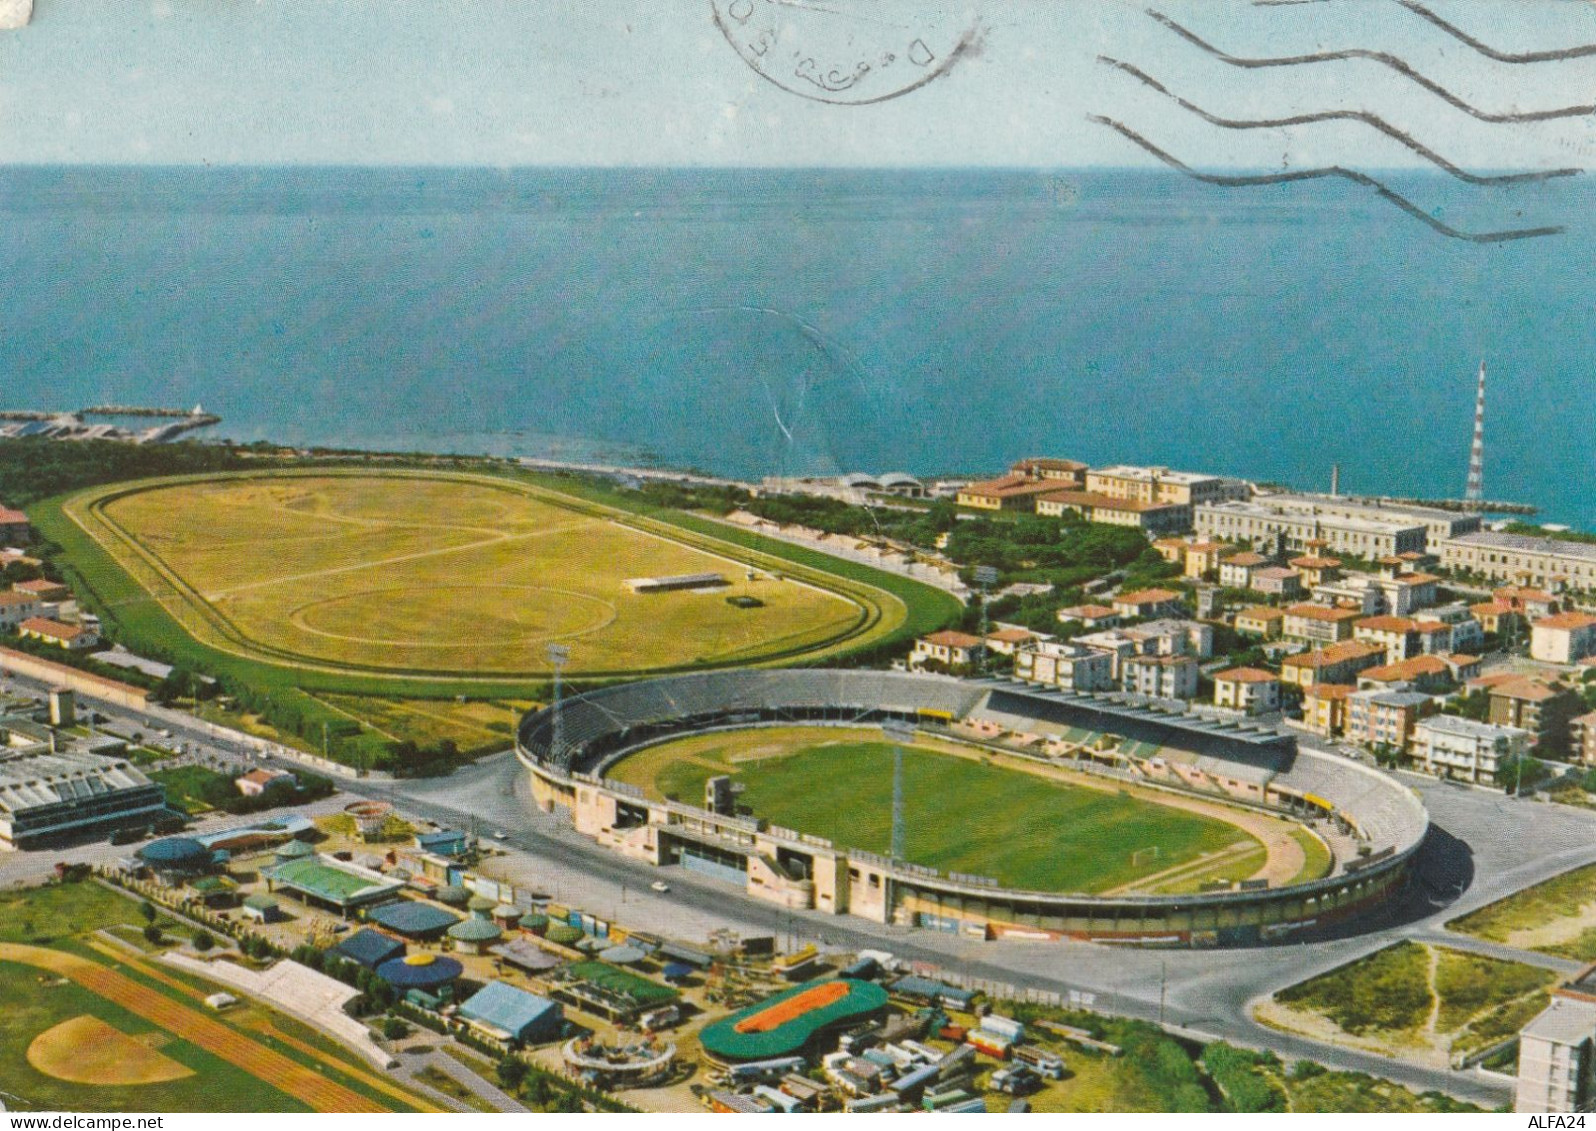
[1465,360,1486,508]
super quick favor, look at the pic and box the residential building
[18,617,99,651]
[1280,641,1386,688]
[1356,654,1456,694]
[0,591,42,631]
[1009,457,1088,487]
[1480,676,1583,758]
[1516,970,1596,1114]
[1345,688,1433,752]
[1496,586,1562,619]
[1213,668,1281,715]
[956,475,1062,511]
[983,628,1040,656]
[1354,616,1425,663]
[1152,537,1189,565]
[1014,641,1116,692]
[1251,567,1305,600]
[235,768,297,797]
[1531,612,1596,665]
[1034,489,1190,535]
[13,578,69,603]
[1438,531,1596,591]
[1234,606,1285,640]
[1055,604,1120,629]
[1121,654,1199,700]
[1572,711,1596,766]
[1183,541,1229,579]
[0,505,29,546]
[910,631,983,671]
[1282,603,1363,646]
[1471,600,1521,635]
[1124,617,1213,658]
[1411,715,1529,785]
[1423,602,1486,653]
[1218,551,1270,588]
[1300,683,1356,737]
[1111,588,1186,620]
[1195,500,1428,559]
[1289,556,1343,588]
[1084,465,1250,508]
[1312,576,1384,615]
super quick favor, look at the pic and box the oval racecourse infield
[47,468,954,691]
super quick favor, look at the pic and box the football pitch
[606,727,1267,894]
[60,469,916,686]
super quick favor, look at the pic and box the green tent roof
[275,839,316,859]
[448,917,504,943]
[700,978,889,1061]
[243,893,278,910]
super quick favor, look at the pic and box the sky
[1,0,1595,169]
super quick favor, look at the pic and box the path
[0,942,384,1113]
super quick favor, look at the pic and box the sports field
[61,469,914,684]
[606,727,1273,894]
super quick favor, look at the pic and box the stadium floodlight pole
[882,719,916,863]
[547,643,570,767]
[973,565,999,668]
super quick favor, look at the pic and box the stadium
[516,670,1429,947]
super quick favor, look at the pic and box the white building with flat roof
[1195,501,1427,559]
[1410,714,1528,785]
[1517,987,1596,1113]
[1251,492,1481,548]
[1439,532,1596,591]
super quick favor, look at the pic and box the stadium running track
[0,942,393,1113]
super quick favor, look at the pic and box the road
[11,668,1595,1107]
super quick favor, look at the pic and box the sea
[1,166,1591,528]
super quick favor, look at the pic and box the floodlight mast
[547,643,570,768]
[974,565,999,667]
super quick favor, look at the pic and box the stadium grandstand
[517,670,1428,947]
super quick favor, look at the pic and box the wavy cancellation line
[1146,8,1596,123]
[1087,115,1564,243]
[1098,56,1580,187]
[1394,0,1596,65]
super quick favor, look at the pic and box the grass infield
[607,727,1263,895]
[42,467,959,695]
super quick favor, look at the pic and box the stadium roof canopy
[368,901,461,937]
[699,978,889,1061]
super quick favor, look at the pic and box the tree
[496,1056,529,1092]
[139,901,157,924]
[381,1017,409,1041]
[142,923,163,945]
[191,928,214,952]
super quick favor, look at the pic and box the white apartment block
[1410,715,1528,785]
[1013,642,1117,692]
[1250,492,1481,549]
[1517,991,1596,1114]
[1531,612,1596,665]
[1121,654,1200,700]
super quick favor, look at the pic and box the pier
[0,404,221,444]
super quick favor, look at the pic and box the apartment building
[1531,612,1596,665]
[1479,675,1583,757]
[1282,603,1363,645]
[1111,589,1186,620]
[1008,457,1088,488]
[956,475,1063,511]
[1218,551,1270,588]
[1014,641,1117,692]
[1251,492,1481,549]
[1280,641,1386,688]
[910,631,983,671]
[1121,654,1200,700]
[1234,606,1285,640]
[1033,489,1191,535]
[1213,668,1281,715]
[1300,682,1356,737]
[1572,711,1596,766]
[1345,688,1432,752]
[1516,970,1596,1114]
[1410,715,1528,785]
